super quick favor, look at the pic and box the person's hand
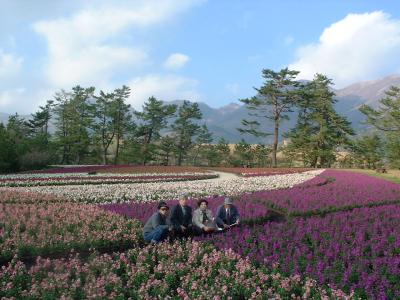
[236,220,240,225]
[180,225,187,231]
[168,226,173,231]
[204,226,213,232]
[223,224,230,229]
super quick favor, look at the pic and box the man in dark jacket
[215,197,240,229]
[143,201,172,243]
[169,196,193,237]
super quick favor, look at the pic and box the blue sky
[1,0,400,114]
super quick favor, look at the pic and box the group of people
[143,196,240,244]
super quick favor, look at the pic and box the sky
[1,0,400,114]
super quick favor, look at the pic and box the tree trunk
[114,133,120,165]
[103,148,108,165]
[272,120,279,168]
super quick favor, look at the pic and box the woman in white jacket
[192,199,217,234]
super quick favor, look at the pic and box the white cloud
[33,0,201,88]
[289,11,400,87]
[128,74,200,109]
[0,49,23,79]
[0,88,25,109]
[163,53,190,70]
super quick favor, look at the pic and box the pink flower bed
[0,241,351,299]
[0,201,141,263]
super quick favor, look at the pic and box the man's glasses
[160,207,169,211]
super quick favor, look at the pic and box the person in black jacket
[169,195,194,238]
[215,197,240,230]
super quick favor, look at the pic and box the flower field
[210,167,312,177]
[0,192,142,264]
[198,205,400,299]
[1,241,350,299]
[6,170,323,204]
[1,166,399,299]
[245,170,400,215]
[0,172,217,187]
[25,165,210,174]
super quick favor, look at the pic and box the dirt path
[201,170,239,182]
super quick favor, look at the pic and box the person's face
[200,202,207,210]
[159,207,169,216]
[179,198,188,206]
[224,204,232,209]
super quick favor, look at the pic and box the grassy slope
[341,168,400,184]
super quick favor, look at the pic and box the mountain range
[1,74,399,143]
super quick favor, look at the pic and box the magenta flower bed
[247,170,400,214]
[198,205,400,299]
[101,196,269,224]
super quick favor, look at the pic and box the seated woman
[192,199,218,234]
[143,201,172,244]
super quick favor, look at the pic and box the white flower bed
[2,170,324,204]
[0,172,208,180]
[0,172,216,187]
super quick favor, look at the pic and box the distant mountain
[335,74,400,105]
[1,74,399,142]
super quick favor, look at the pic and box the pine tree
[135,96,177,165]
[285,74,354,167]
[171,101,202,166]
[239,68,300,167]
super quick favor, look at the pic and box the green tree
[285,74,354,167]
[349,134,383,169]
[53,86,95,164]
[253,144,270,167]
[135,96,177,165]
[94,90,116,165]
[171,101,202,166]
[360,85,400,167]
[210,138,231,166]
[0,123,19,172]
[191,124,213,166]
[112,85,133,164]
[233,139,253,167]
[158,135,176,165]
[239,68,300,167]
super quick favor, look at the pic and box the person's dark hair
[197,199,208,207]
[157,201,169,210]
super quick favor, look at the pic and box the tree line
[1,68,399,173]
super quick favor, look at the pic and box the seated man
[215,197,240,229]
[169,195,193,237]
[192,199,217,234]
[143,201,172,244]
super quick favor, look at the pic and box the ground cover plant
[0,200,142,264]
[0,172,217,187]
[101,195,270,224]
[198,204,400,299]
[209,167,312,177]
[24,165,210,174]
[8,170,323,204]
[246,169,400,215]
[0,240,351,300]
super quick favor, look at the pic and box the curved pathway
[201,170,239,182]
